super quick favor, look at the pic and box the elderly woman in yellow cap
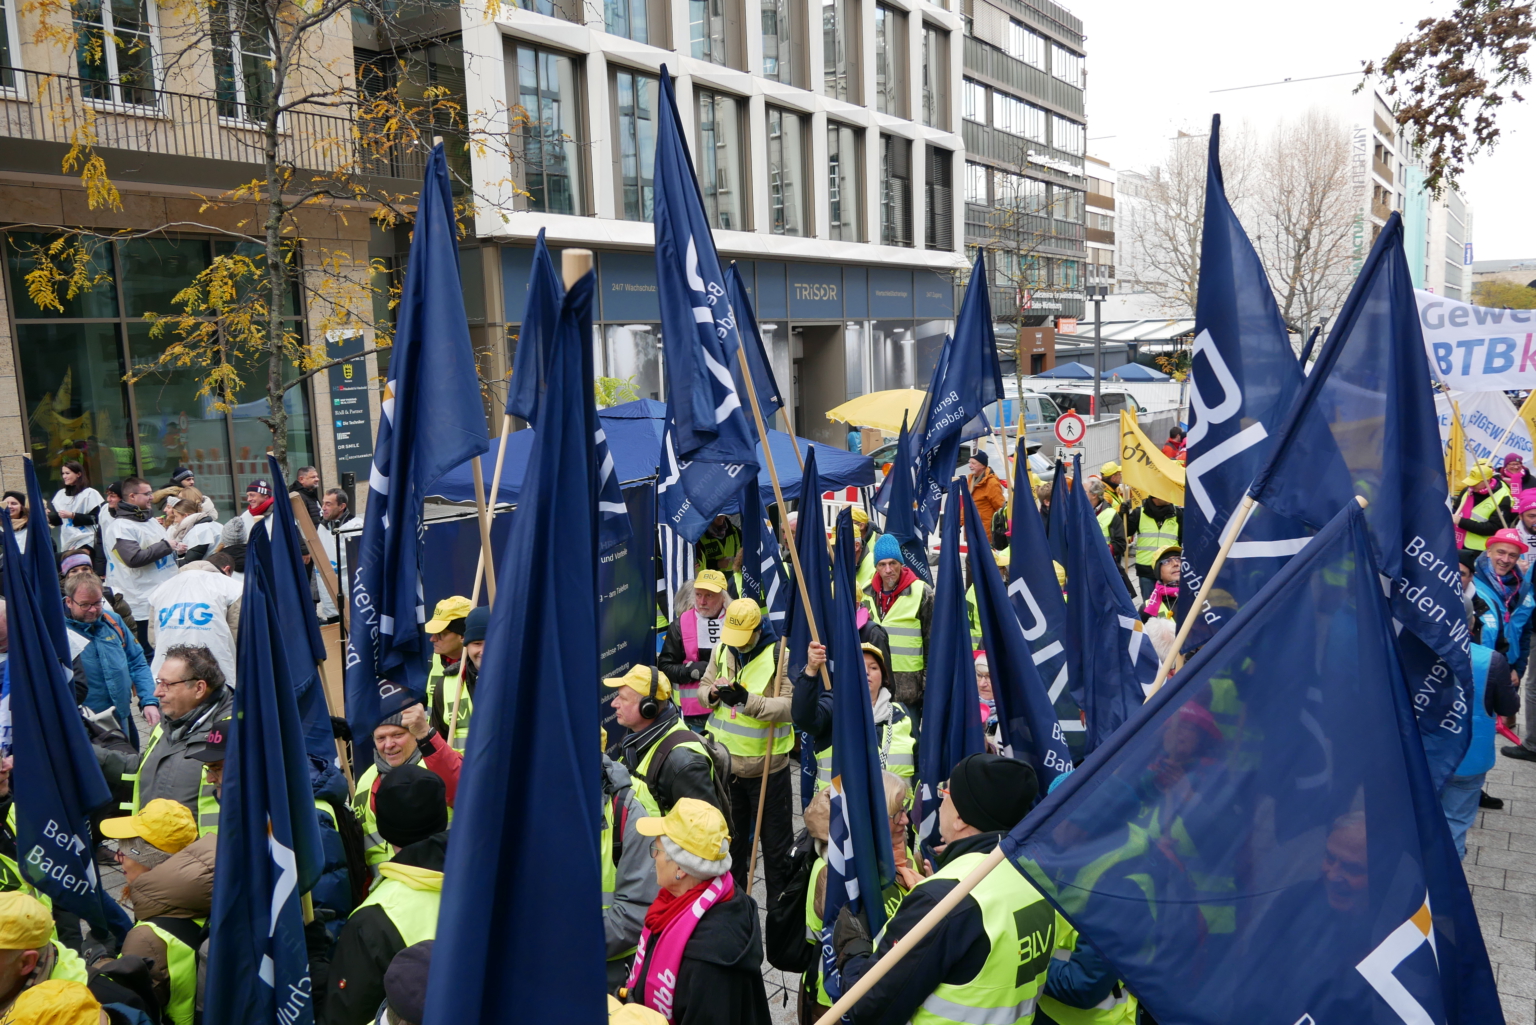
[1457,459,1515,552]
[0,892,88,1012]
[621,799,770,1025]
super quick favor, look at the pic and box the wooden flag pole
[471,413,513,604]
[289,493,354,791]
[470,457,497,608]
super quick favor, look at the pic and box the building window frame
[73,0,162,108]
[760,0,805,88]
[694,87,749,231]
[0,0,22,92]
[921,23,948,130]
[508,41,587,216]
[881,134,913,248]
[211,0,278,124]
[822,0,860,103]
[926,145,953,251]
[766,105,807,237]
[611,65,659,222]
[827,121,863,242]
[873,4,907,118]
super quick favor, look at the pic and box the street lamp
[1089,285,1109,419]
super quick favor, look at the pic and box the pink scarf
[1504,467,1525,502]
[626,872,735,1021]
[1143,582,1178,619]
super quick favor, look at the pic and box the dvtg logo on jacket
[158,602,216,629]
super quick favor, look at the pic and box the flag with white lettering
[874,414,931,585]
[739,478,787,640]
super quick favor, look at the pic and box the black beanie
[949,753,1037,832]
[971,449,989,467]
[385,940,434,1024]
[375,765,448,848]
[1458,548,1480,572]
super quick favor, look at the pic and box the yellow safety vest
[805,856,916,1007]
[706,643,793,758]
[1097,504,1116,541]
[356,865,442,947]
[630,719,711,817]
[864,582,928,672]
[353,764,390,872]
[48,940,88,984]
[125,725,220,836]
[1464,485,1513,551]
[426,654,473,752]
[814,709,916,791]
[1133,513,1179,567]
[1037,916,1138,1025]
[601,795,638,962]
[966,585,982,649]
[142,920,201,1025]
[857,542,878,593]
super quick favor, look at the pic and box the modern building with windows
[460,0,972,447]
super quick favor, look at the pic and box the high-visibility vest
[966,586,981,649]
[353,765,389,871]
[896,850,1054,1025]
[356,869,442,948]
[631,719,712,817]
[864,582,927,672]
[814,707,916,790]
[126,726,220,836]
[806,855,916,1007]
[48,940,87,983]
[706,643,793,758]
[1036,916,1137,1025]
[426,654,473,752]
[856,542,878,593]
[601,794,638,962]
[1464,485,1514,551]
[1133,513,1179,567]
[142,919,201,1025]
[1096,504,1116,541]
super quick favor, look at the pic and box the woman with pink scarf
[622,799,770,1024]
[1502,453,1536,500]
[1456,461,1515,551]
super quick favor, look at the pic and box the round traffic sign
[1054,411,1086,446]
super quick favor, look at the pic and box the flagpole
[471,413,513,603]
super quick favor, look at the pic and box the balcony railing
[0,67,430,181]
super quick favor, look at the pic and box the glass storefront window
[603,324,662,400]
[6,232,119,319]
[871,320,916,390]
[17,322,134,497]
[228,358,313,500]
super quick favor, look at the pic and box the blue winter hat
[873,533,902,564]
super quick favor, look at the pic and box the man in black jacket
[657,570,731,729]
[291,466,323,526]
[608,665,720,817]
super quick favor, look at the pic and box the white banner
[1418,290,1536,391]
[1435,389,1533,468]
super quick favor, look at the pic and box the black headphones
[638,665,663,720]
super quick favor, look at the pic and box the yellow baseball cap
[720,598,762,647]
[0,892,53,949]
[850,506,869,526]
[694,570,728,595]
[1053,561,1067,587]
[1101,461,1121,476]
[603,663,670,702]
[425,595,474,634]
[100,798,198,856]
[609,995,668,1024]
[9,979,102,1025]
[1462,460,1497,488]
[634,797,731,862]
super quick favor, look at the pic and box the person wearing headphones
[606,664,722,818]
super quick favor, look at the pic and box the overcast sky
[1075,0,1536,261]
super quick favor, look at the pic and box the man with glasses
[129,644,233,834]
[63,570,160,747]
[101,476,178,653]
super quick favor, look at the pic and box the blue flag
[263,456,335,767]
[1062,456,1159,753]
[206,528,326,1025]
[1007,451,1082,755]
[820,508,897,1001]
[916,481,985,847]
[875,415,932,585]
[653,68,759,542]
[961,485,1072,790]
[2,516,130,939]
[916,252,1005,534]
[1250,212,1474,788]
[1179,115,1312,649]
[21,459,67,658]
[724,263,784,428]
[1004,501,1499,1025]
[425,267,607,1025]
[344,142,490,761]
[739,478,788,640]
[506,228,561,422]
[1046,460,1070,570]
[786,446,832,804]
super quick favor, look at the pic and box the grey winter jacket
[134,687,233,819]
[602,756,657,967]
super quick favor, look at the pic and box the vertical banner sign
[327,332,375,482]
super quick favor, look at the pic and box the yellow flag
[1517,390,1536,447]
[1118,410,1185,506]
[1445,399,1466,493]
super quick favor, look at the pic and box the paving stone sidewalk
[1467,739,1536,1025]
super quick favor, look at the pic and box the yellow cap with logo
[694,570,728,594]
[634,797,731,862]
[603,663,671,702]
[425,595,474,634]
[100,798,198,856]
[720,598,762,647]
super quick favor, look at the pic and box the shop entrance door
[793,323,846,449]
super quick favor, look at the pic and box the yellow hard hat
[635,797,732,863]
[720,598,762,647]
[101,798,198,858]
[425,595,473,634]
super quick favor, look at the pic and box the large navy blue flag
[22,459,67,657]
[344,142,490,762]
[2,517,130,939]
[1250,213,1474,788]
[263,456,334,766]
[916,481,985,847]
[1047,460,1070,569]
[653,68,759,543]
[962,485,1073,790]
[916,251,1004,534]
[1062,456,1158,753]
[1005,502,1499,1025]
[1008,452,1082,755]
[426,268,607,1024]
[1179,115,1312,650]
[739,478,787,640]
[206,528,326,1025]
[506,228,561,422]
[875,415,932,585]
[820,508,897,1001]
[724,263,783,428]
[786,446,830,683]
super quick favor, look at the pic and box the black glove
[833,904,873,969]
[686,661,708,681]
[716,682,750,707]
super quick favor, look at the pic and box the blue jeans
[1441,772,1486,860]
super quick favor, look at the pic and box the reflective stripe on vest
[357,876,441,948]
[814,712,916,788]
[1134,517,1179,566]
[143,920,199,1025]
[706,643,793,758]
[633,720,710,817]
[1036,917,1137,1025]
[354,765,390,869]
[1464,485,1512,551]
[427,655,472,752]
[903,850,1053,1025]
[866,582,927,672]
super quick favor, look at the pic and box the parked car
[1040,386,1144,419]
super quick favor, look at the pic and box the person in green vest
[0,893,90,1013]
[103,799,214,1025]
[701,598,795,909]
[833,753,1055,1025]
[1126,496,1182,600]
[423,596,476,752]
[603,729,658,992]
[697,514,744,573]
[353,705,463,874]
[324,765,448,1025]
[1088,479,1128,565]
[795,641,918,793]
[862,534,934,715]
[128,644,232,835]
[607,664,721,818]
[1457,461,1515,552]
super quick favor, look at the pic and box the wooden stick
[814,846,1010,1025]
[747,720,779,888]
[472,413,513,606]
[287,493,353,789]
[470,455,497,608]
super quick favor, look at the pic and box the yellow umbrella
[825,389,929,434]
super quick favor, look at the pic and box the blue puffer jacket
[310,756,359,942]
[66,609,158,745]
